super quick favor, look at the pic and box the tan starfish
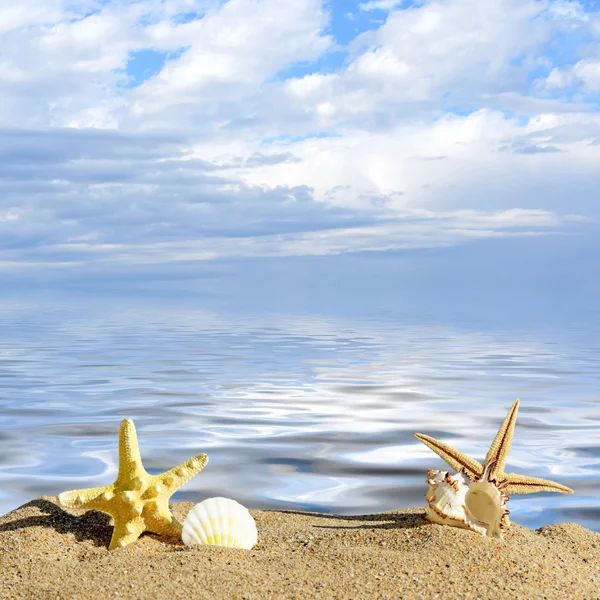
[414,399,573,495]
[57,418,208,549]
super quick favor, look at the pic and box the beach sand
[1,497,598,599]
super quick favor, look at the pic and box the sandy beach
[0,498,598,599]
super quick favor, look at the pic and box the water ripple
[0,301,599,532]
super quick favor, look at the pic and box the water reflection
[0,301,599,532]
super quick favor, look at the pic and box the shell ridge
[204,499,218,545]
[182,497,257,550]
[226,498,236,547]
[196,503,212,544]
[189,506,208,545]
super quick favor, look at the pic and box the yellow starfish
[57,418,208,549]
[414,399,573,495]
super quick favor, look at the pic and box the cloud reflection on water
[0,301,598,532]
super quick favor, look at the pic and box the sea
[0,294,598,532]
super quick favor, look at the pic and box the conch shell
[424,467,509,538]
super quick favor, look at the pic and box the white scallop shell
[424,469,487,536]
[182,497,258,550]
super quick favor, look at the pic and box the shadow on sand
[271,508,427,532]
[0,498,114,547]
[0,498,180,549]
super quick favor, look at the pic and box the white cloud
[543,59,600,92]
[226,109,600,217]
[1,0,600,274]
[359,0,405,12]
[285,0,589,121]
[0,205,561,270]
[112,0,332,126]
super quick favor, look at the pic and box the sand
[0,497,598,600]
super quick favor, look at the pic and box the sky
[1,0,600,318]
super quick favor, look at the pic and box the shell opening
[466,484,500,523]
[464,464,508,539]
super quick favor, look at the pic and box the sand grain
[1,498,598,599]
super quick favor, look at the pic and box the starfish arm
[503,471,573,495]
[117,419,144,481]
[109,516,147,550]
[158,453,209,495]
[145,508,183,538]
[484,399,520,479]
[414,433,483,479]
[57,484,115,511]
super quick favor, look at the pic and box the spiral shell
[425,469,486,536]
[424,467,510,538]
[182,497,258,549]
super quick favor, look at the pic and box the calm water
[0,299,598,532]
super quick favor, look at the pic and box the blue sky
[1,0,600,316]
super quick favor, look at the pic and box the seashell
[182,497,258,550]
[464,460,510,539]
[424,469,486,536]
